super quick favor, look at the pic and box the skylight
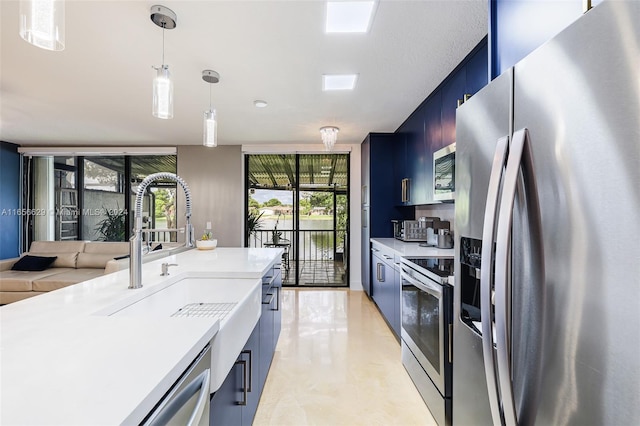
[323,74,358,91]
[325,1,376,33]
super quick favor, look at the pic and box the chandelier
[320,126,339,151]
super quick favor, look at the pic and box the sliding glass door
[245,153,349,287]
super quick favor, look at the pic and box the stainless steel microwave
[434,143,455,201]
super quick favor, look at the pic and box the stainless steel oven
[400,257,453,426]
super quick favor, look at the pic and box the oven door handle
[400,269,442,298]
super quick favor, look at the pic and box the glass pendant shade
[153,66,173,119]
[19,0,65,51]
[203,109,217,147]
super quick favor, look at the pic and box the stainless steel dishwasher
[142,344,211,426]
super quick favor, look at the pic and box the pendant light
[202,70,220,147]
[150,5,176,119]
[19,0,65,51]
[320,126,339,151]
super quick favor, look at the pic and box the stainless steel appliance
[392,219,429,242]
[433,143,455,201]
[453,2,640,425]
[143,344,211,426]
[400,256,454,426]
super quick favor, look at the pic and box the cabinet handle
[379,263,385,282]
[263,292,275,305]
[449,323,453,364]
[241,349,252,392]
[234,359,247,406]
[401,178,411,203]
[272,286,280,311]
[382,254,393,260]
[376,263,381,281]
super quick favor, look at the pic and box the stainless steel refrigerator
[453,1,640,425]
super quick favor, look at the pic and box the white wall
[242,144,362,291]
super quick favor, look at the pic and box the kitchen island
[0,247,282,425]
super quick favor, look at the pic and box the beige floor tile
[253,288,436,426]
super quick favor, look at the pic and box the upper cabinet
[395,37,488,206]
[490,0,603,78]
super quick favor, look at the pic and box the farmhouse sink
[105,276,262,392]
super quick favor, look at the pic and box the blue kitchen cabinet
[361,133,408,296]
[489,0,602,79]
[210,266,282,426]
[441,67,465,150]
[210,325,259,426]
[259,266,281,389]
[402,104,428,206]
[392,134,407,206]
[465,41,488,97]
[371,244,400,339]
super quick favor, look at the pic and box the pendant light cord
[209,83,212,110]
[161,24,166,65]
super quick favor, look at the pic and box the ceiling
[0,1,488,148]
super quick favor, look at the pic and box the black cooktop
[404,257,454,278]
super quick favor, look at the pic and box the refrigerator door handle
[495,128,545,426]
[480,135,510,426]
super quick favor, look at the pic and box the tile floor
[253,288,437,425]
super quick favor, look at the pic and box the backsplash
[414,204,455,229]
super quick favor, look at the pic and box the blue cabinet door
[441,70,465,150]
[392,134,407,206]
[403,105,428,206]
[209,359,243,426]
[241,325,261,426]
[369,133,400,235]
[465,42,488,97]
[490,0,593,78]
[393,266,401,338]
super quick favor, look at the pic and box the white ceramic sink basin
[105,276,261,392]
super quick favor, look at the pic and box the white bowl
[196,239,217,250]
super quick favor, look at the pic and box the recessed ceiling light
[254,100,268,108]
[323,74,358,91]
[326,1,376,33]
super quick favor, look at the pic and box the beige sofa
[0,241,129,305]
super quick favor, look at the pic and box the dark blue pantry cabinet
[209,265,282,426]
[361,133,412,296]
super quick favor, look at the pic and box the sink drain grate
[171,302,237,320]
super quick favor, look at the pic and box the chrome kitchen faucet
[129,173,194,289]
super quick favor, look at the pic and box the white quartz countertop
[370,238,455,258]
[0,247,282,425]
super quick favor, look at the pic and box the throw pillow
[11,255,58,272]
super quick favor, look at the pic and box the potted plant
[271,213,282,244]
[196,230,217,250]
[94,205,126,241]
[247,210,264,236]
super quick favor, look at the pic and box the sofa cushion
[29,241,86,253]
[32,269,104,292]
[27,252,78,268]
[11,255,57,271]
[0,269,74,291]
[84,241,129,254]
[77,253,120,269]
